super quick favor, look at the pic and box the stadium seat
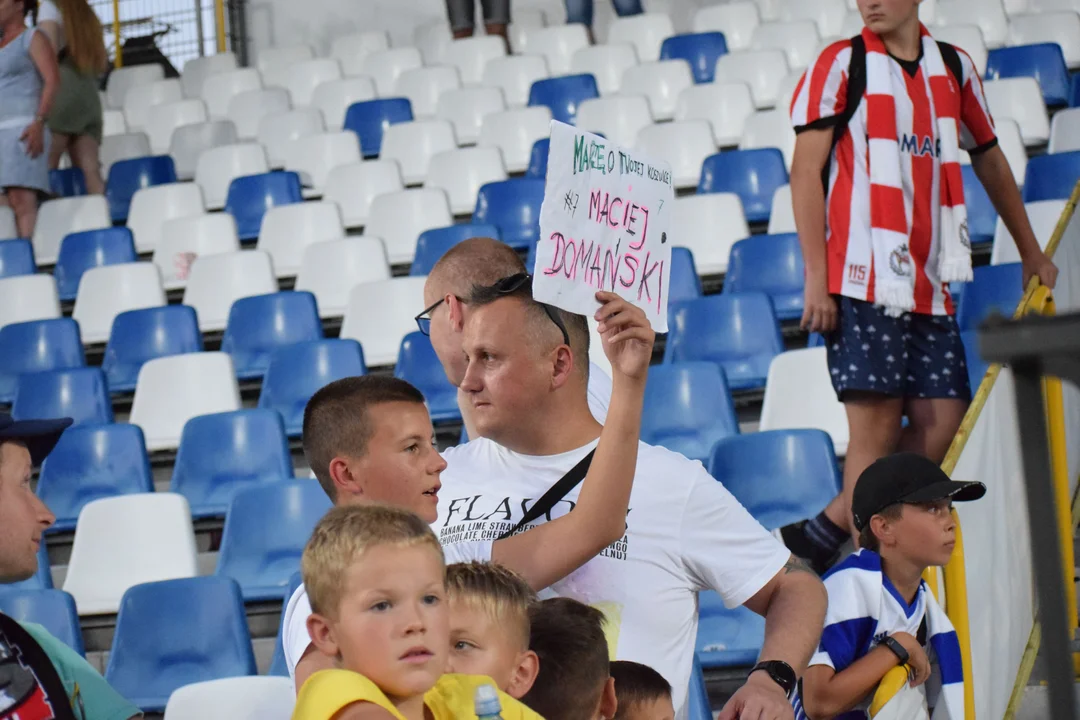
[257,107,326,169]
[32,195,111,266]
[426,147,509,215]
[659,33,728,84]
[273,58,342,107]
[411,223,502,276]
[256,44,314,74]
[181,51,238,99]
[169,119,239,180]
[668,246,702,304]
[767,184,794,233]
[776,0,845,36]
[256,201,344,277]
[695,593,766,669]
[102,109,126,137]
[363,47,424,96]
[983,78,1050,146]
[478,106,552,173]
[163,676,295,720]
[323,161,403,229]
[436,86,507,145]
[484,55,551,108]
[227,87,291,140]
[312,77,378,131]
[105,155,177,222]
[671,193,749,274]
[935,0,1007,48]
[106,64,164,109]
[962,165,996,246]
[154,213,241,290]
[932,24,988,75]
[608,13,675,62]
[100,132,152,180]
[960,329,990,390]
[259,339,367,435]
[968,117,1026,188]
[11,367,110,426]
[394,66,461,119]
[0,206,15,239]
[200,68,262,120]
[343,97,414,158]
[105,576,256,711]
[49,167,86,197]
[0,275,61,331]
[527,138,549,179]
[751,20,820,70]
[182,250,278,332]
[473,178,544,250]
[640,362,738,463]
[692,2,760,50]
[0,589,84,655]
[36,423,152,533]
[636,121,716,189]
[528,73,600,125]
[444,36,507,86]
[575,95,653,149]
[330,30,390,76]
[54,227,137,302]
[986,43,1070,107]
[381,119,458,185]
[0,238,34,279]
[739,109,796,168]
[195,143,270,209]
[1050,107,1080,153]
[525,25,590,75]
[991,199,1066,265]
[102,305,203,392]
[73,262,166,344]
[1023,151,1080,202]
[715,49,790,108]
[171,409,293,517]
[295,237,392,317]
[395,332,460,423]
[570,44,639,95]
[956,262,1023,332]
[122,78,182,131]
[1008,13,1080,70]
[278,131,360,194]
[507,8,546,54]
[0,318,82,404]
[340,277,428,366]
[665,293,785,390]
[365,188,454,265]
[698,148,789,224]
[723,233,804,320]
[144,98,207,154]
[221,292,323,380]
[759,347,849,455]
[775,69,804,113]
[621,60,694,121]
[127,181,205,254]
[223,171,302,242]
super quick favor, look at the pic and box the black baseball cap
[0,413,73,466]
[851,452,985,531]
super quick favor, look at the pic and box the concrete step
[1014,683,1080,720]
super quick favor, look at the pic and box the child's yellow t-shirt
[292,670,546,720]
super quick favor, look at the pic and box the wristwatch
[749,660,797,699]
[881,636,910,665]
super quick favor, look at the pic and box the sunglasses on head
[488,273,572,347]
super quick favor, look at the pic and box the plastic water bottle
[474,683,504,720]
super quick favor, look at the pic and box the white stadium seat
[413,20,454,65]
[102,109,127,137]
[436,86,507,145]
[295,237,392,318]
[1009,11,1080,68]
[509,8,547,53]
[256,44,314,74]
[525,24,590,75]
[607,13,675,62]
[282,131,363,193]
[635,121,715,189]
[980,118,1027,186]
[692,1,760,50]
[576,95,653,148]
[122,78,182,130]
[671,193,749,274]
[144,98,207,154]
[168,119,239,181]
[364,188,454,265]
[676,82,756,147]
[919,0,937,23]
[571,44,639,95]
[153,213,240,290]
[767,184,795,234]
[381,119,461,185]
[201,68,262,120]
[482,55,551,109]
[983,77,1049,146]
[931,24,988,75]
[100,132,152,179]
[840,10,865,37]
[0,275,60,331]
[340,276,429,366]
[751,20,821,70]
[444,36,508,86]
[313,77,378,131]
[776,0,846,36]
[394,66,462,118]
[760,347,849,455]
[0,206,13,239]
[991,199,1066,265]
[756,0,781,22]
[181,52,238,99]
[194,143,270,209]
[1050,107,1080,153]
[478,106,552,173]
[257,201,345,277]
[322,160,404,229]
[32,195,111,266]
[776,70,805,119]
[63,494,198,615]
[273,58,342,107]
[127,182,205,254]
[740,109,796,168]
[182,250,278,332]
[330,30,391,76]
[363,47,424,96]
[164,676,295,720]
[106,64,164,109]
[716,49,790,109]
[257,108,327,168]
[425,146,508,215]
[227,87,291,140]
[934,0,1008,48]
[621,60,694,122]
[73,263,166,344]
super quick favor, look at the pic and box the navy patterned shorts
[825,296,972,402]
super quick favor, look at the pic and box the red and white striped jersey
[790,39,997,315]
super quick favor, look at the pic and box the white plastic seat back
[983,78,1049,146]
[123,78,183,131]
[128,182,206,254]
[256,44,314,74]
[227,87,291,140]
[32,195,111,266]
[444,36,507,85]
[106,64,165,109]
[751,20,820,70]
[182,250,278,331]
[525,25,590,75]
[0,275,60,330]
[154,213,241,290]
[965,117,1025,187]
[63,494,198,615]
[675,82,755,147]
[102,109,127,137]
[364,188,454,265]
[426,146,509,215]
[935,0,1008,48]
[1009,12,1080,69]
[257,108,327,168]
[201,68,262,119]
[194,143,270,209]
[295,237,392,318]
[508,7,547,54]
[272,58,342,107]
[145,98,208,154]
[1050,107,1080,153]
[182,52,238,99]
[570,44,639,95]
[692,1,760,50]
[363,47,424,96]
[282,131,363,192]
[256,201,345,277]
[991,199,1066,265]
[100,132,152,179]
[169,119,239,180]
[775,71,804,116]
[340,277,429,366]
[776,0,846,36]
[931,24,987,75]
[607,13,675,62]
[380,120,458,185]
[478,106,552,173]
[768,184,795,233]
[394,66,462,118]
[413,20,454,65]
[635,121,715,189]
[164,676,296,720]
[671,193,749,274]
[0,206,14,239]
[313,77,378,130]
[323,160,404,229]
[483,55,550,108]
[436,86,507,145]
[840,11,865,37]
[740,109,796,168]
[331,30,390,76]
[621,60,694,121]
[73,263,166,344]
[576,95,654,149]
[716,49,790,109]
[760,347,850,455]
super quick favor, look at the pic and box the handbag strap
[496,449,596,541]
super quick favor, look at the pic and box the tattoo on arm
[783,556,817,577]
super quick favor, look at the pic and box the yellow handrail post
[942,513,974,718]
[214,0,227,53]
[111,0,122,67]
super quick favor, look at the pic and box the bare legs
[48,132,105,195]
[6,187,39,238]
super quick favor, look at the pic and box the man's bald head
[426,237,526,303]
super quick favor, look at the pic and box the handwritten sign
[533,121,674,333]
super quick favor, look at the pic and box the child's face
[622,696,676,720]
[447,599,523,690]
[887,500,957,566]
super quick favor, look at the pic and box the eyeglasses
[414,298,444,336]
[489,273,571,347]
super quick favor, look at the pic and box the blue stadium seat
[0,318,83,404]
[527,74,599,125]
[473,178,545,250]
[54,227,138,301]
[985,43,1070,107]
[660,32,728,83]
[962,165,996,246]
[215,482,333,601]
[664,293,784,391]
[221,292,323,381]
[1071,73,1080,107]
[268,571,304,676]
[723,233,804,320]
[343,98,414,158]
[224,171,303,242]
[410,223,502,276]
[395,332,461,423]
[49,167,87,197]
[1023,151,1080,202]
[695,594,765,669]
[669,247,702,305]
[961,329,989,390]
[807,332,827,348]
[526,138,549,179]
[37,423,152,532]
[171,409,293,518]
[641,363,738,464]
[102,305,203,393]
[0,588,84,655]
[0,238,35,277]
[258,339,367,436]
[698,149,789,224]
[3,544,52,590]
[105,576,258,711]
[956,262,1024,332]
[105,155,177,223]
[12,367,113,425]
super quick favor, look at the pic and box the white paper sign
[534,121,674,332]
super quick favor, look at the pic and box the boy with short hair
[609,661,674,720]
[797,453,985,720]
[294,504,544,720]
[521,598,617,720]
[445,562,539,699]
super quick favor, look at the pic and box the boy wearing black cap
[796,453,984,720]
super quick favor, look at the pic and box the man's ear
[307,612,341,660]
[870,514,894,549]
[328,456,363,500]
[506,649,540,699]
[598,676,617,720]
[549,345,576,390]
[446,294,466,332]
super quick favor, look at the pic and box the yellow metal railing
[112,0,122,67]
[871,667,912,716]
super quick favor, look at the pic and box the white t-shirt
[35,0,65,50]
[585,361,611,423]
[435,438,790,715]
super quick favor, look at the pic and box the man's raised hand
[594,292,655,382]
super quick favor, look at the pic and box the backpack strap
[937,40,965,94]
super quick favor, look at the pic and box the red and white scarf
[864,25,972,316]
